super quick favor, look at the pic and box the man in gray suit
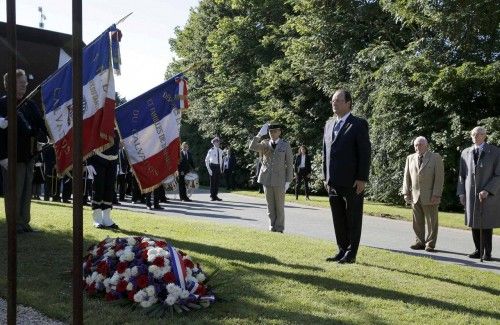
[249,122,294,232]
[457,126,500,261]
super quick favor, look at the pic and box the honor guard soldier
[249,122,294,233]
[88,130,120,228]
[205,136,224,201]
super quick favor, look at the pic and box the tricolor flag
[115,74,188,193]
[167,243,188,289]
[41,25,121,174]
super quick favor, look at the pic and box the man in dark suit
[178,141,195,202]
[223,145,237,191]
[322,89,371,264]
[294,145,312,200]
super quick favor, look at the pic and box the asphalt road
[114,189,500,274]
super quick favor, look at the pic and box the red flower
[195,284,207,296]
[139,241,149,249]
[153,257,164,267]
[96,261,109,275]
[163,272,176,283]
[105,292,117,301]
[155,240,167,248]
[116,262,128,274]
[137,274,149,289]
[141,250,148,261]
[86,283,96,295]
[183,258,194,269]
[96,247,104,256]
[116,280,128,293]
[127,290,136,301]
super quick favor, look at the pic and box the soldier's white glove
[0,159,7,170]
[285,182,290,192]
[86,165,97,179]
[36,142,44,151]
[0,117,8,129]
[257,123,269,137]
[207,169,212,176]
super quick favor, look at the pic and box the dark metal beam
[72,0,84,324]
[6,0,17,324]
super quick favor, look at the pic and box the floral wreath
[83,236,215,313]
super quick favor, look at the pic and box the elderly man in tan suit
[249,122,294,232]
[403,136,444,252]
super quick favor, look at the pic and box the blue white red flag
[41,25,121,174]
[167,243,187,289]
[115,74,188,193]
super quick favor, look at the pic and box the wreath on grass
[83,236,215,313]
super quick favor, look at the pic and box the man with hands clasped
[205,137,224,201]
[249,122,293,233]
[403,136,444,252]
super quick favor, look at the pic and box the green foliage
[168,0,500,208]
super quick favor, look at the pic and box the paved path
[115,190,500,274]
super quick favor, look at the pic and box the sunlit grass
[0,199,499,324]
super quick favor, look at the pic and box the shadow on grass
[358,261,500,296]
[114,226,323,272]
[237,263,500,320]
[387,248,500,273]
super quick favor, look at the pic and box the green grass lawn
[1,199,499,324]
[232,190,500,235]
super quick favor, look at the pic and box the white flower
[119,249,134,262]
[103,278,110,289]
[126,282,133,291]
[145,285,155,296]
[148,265,159,274]
[166,283,182,297]
[196,273,206,282]
[140,296,157,308]
[133,290,145,303]
[186,268,192,277]
[180,289,190,299]
[165,294,177,306]
[131,266,139,276]
[126,237,136,246]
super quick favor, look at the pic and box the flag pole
[72,0,84,324]
[115,12,133,25]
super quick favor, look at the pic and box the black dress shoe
[326,251,346,262]
[182,198,192,202]
[338,254,356,264]
[215,197,223,201]
[94,224,106,229]
[468,250,481,259]
[483,254,492,261]
[107,223,119,229]
[210,198,217,201]
[410,244,425,250]
[153,205,164,210]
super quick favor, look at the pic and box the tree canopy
[169,0,500,210]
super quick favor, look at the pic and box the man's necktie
[473,148,479,165]
[271,141,276,149]
[418,155,423,168]
[332,120,342,141]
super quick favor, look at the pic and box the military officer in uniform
[249,123,294,232]
[88,131,120,228]
[205,137,224,201]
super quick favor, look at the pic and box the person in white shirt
[205,137,224,201]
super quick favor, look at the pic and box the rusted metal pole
[6,0,18,324]
[72,0,84,324]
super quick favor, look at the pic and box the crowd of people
[1,70,498,263]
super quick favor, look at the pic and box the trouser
[264,185,286,232]
[117,173,129,201]
[224,169,233,190]
[295,168,309,198]
[209,163,221,199]
[412,199,439,248]
[92,158,117,210]
[178,172,188,199]
[472,228,493,255]
[146,187,161,207]
[328,185,364,258]
[44,173,61,200]
[62,176,72,201]
[1,159,35,229]
[131,177,143,203]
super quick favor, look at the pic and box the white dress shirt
[205,147,224,171]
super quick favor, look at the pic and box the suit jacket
[403,150,444,205]
[457,143,500,228]
[322,114,371,188]
[294,154,312,174]
[249,137,293,187]
[178,150,195,174]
